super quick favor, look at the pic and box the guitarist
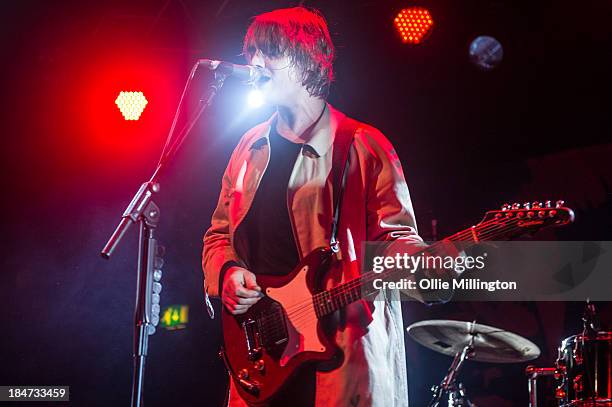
[203,7,426,407]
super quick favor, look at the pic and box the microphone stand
[100,61,228,407]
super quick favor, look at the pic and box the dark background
[1,0,611,405]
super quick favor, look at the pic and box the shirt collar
[248,103,345,158]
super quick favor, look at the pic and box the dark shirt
[239,124,302,276]
[236,125,316,407]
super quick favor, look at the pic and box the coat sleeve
[359,127,444,303]
[360,127,461,303]
[359,127,424,245]
[202,147,246,299]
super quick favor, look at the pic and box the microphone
[198,59,271,84]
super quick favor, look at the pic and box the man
[203,7,424,406]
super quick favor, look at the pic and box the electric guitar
[220,201,574,405]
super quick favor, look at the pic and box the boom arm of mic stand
[155,70,228,170]
[101,182,160,258]
[100,66,227,259]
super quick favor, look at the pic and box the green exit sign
[161,305,189,330]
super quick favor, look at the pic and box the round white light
[247,89,264,108]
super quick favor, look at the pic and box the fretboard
[312,216,520,317]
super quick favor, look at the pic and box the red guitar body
[220,247,341,406]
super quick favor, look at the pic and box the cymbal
[407,319,541,363]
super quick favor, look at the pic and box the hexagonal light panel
[394,7,434,44]
[115,91,148,121]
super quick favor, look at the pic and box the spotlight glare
[394,7,434,44]
[115,91,148,120]
[247,89,264,108]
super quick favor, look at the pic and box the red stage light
[115,91,148,120]
[394,7,434,44]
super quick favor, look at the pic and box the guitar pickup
[258,302,288,348]
[242,318,262,360]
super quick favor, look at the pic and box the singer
[202,6,425,406]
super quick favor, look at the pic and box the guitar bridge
[241,302,288,361]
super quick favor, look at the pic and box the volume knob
[254,359,265,372]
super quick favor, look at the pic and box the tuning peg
[523,202,531,210]
[501,203,510,211]
[555,200,565,208]
[512,203,520,209]
[532,201,541,208]
[545,200,552,208]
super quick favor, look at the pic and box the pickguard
[266,265,326,367]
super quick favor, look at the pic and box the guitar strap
[329,116,359,253]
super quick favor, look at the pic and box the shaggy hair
[243,7,335,98]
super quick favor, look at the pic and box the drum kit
[406,302,611,406]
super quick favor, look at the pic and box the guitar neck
[313,217,518,317]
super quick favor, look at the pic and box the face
[248,50,305,107]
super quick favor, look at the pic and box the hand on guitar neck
[222,266,263,315]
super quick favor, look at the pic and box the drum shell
[556,332,612,406]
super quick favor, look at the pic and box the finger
[230,303,250,315]
[236,287,263,298]
[235,296,260,305]
[243,272,261,291]
[224,297,251,311]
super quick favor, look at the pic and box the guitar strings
[320,211,550,306]
[260,215,540,339]
[260,215,526,330]
[257,214,537,331]
[258,218,522,337]
[269,218,522,331]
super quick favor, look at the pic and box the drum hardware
[526,301,611,407]
[583,300,601,339]
[428,327,475,407]
[555,331,612,406]
[525,366,559,407]
[407,319,541,407]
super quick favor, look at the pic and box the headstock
[477,200,574,239]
